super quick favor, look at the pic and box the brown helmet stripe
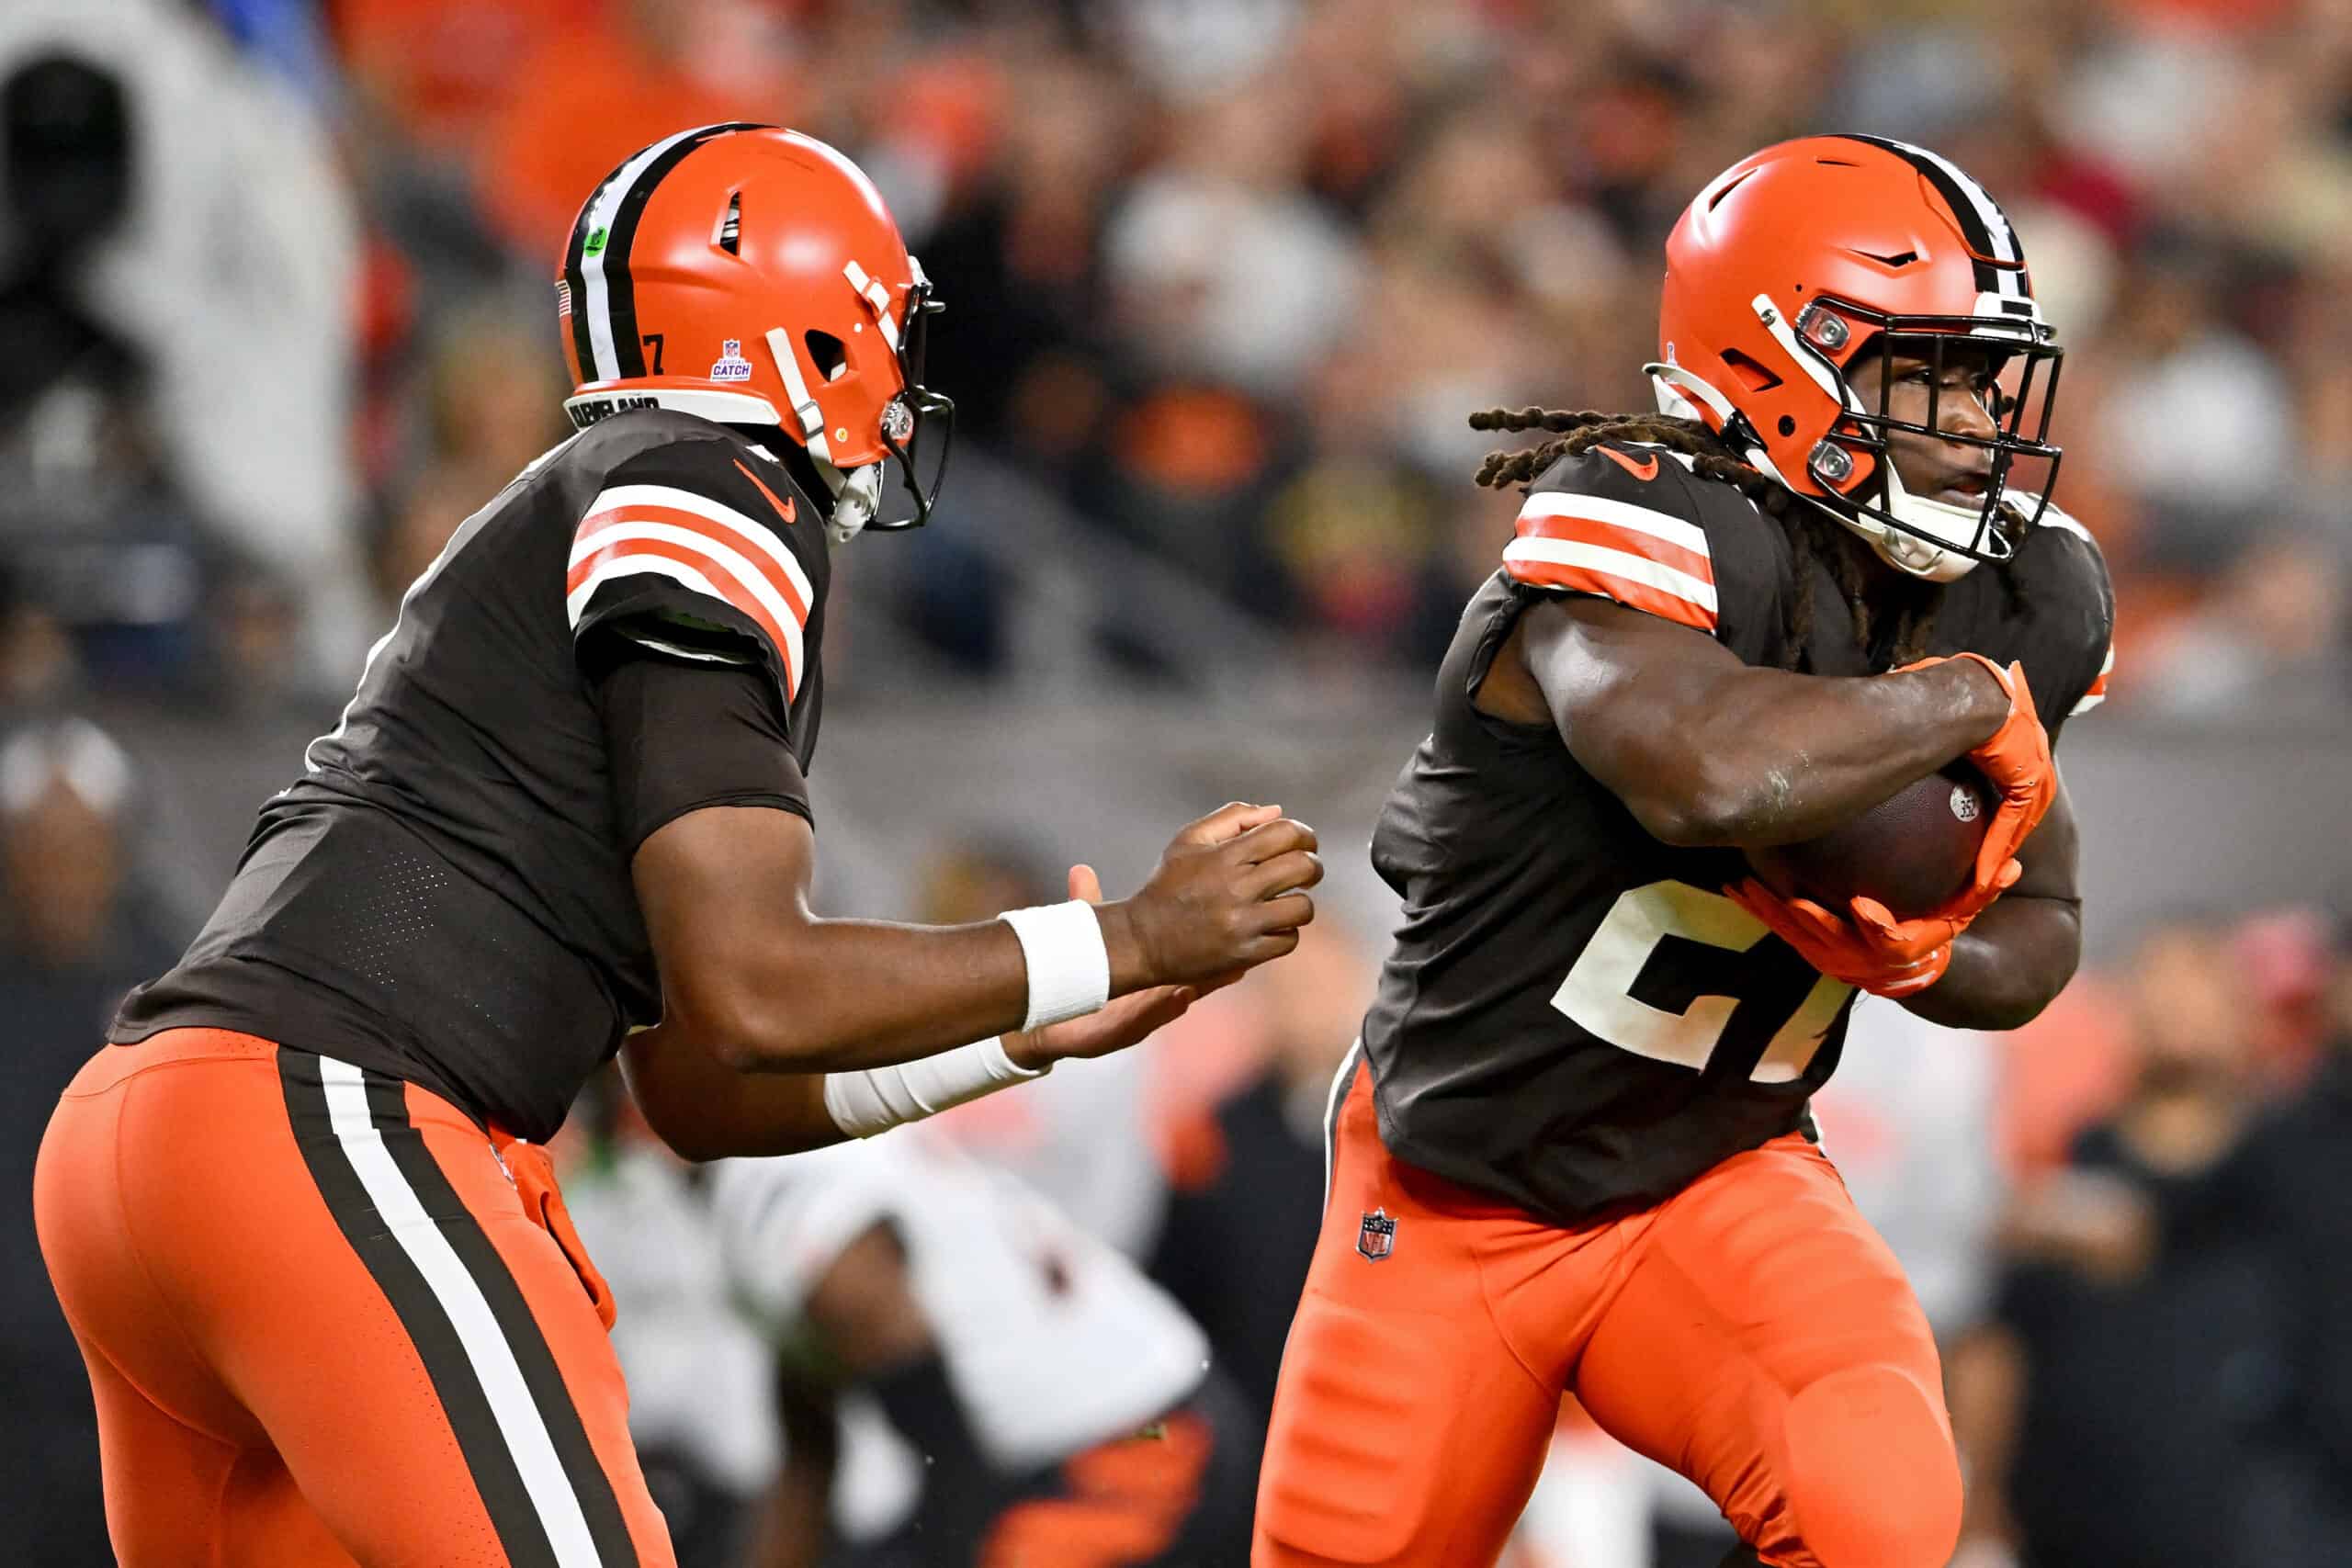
[566,122,770,382]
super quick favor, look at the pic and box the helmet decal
[563,122,764,383]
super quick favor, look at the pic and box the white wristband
[1000,900,1113,1031]
[821,1036,1047,1139]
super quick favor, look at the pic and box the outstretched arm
[1495,597,2011,848]
[624,805,1316,1160]
[591,647,1317,1161]
[634,800,1311,1072]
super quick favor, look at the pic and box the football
[1746,764,1992,920]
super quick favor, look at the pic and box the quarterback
[1253,136,2111,1568]
[35,125,1319,1567]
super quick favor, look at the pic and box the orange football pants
[1253,1054,1960,1568]
[33,1028,674,1567]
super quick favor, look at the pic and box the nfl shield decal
[1357,1207,1397,1261]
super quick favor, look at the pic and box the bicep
[632,804,818,1043]
[591,640,808,852]
[1519,595,1748,805]
[594,646,820,1036]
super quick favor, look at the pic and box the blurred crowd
[0,0,2346,708]
[5,0,2352,1564]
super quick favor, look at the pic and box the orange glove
[1724,878,1953,998]
[1894,652,2055,923]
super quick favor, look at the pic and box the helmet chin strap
[763,323,885,549]
[1871,464,1982,583]
[820,460,883,550]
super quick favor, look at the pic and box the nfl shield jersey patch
[1357,1208,1396,1262]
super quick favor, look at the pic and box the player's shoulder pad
[563,412,820,698]
[1502,439,1776,639]
[2013,495,2115,718]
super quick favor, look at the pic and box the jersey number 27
[1552,881,1853,1082]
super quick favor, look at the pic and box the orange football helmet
[1653,134,2062,582]
[557,124,951,540]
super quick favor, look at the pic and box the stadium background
[1,0,2348,1563]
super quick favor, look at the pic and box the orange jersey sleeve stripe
[574,503,810,624]
[1501,547,1720,633]
[2071,643,2114,716]
[567,536,798,692]
[1515,492,1715,581]
[1515,513,1714,585]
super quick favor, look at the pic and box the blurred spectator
[2134,534,2349,718]
[1955,916,2291,1568]
[1148,915,1374,1433]
[712,1129,1256,1568]
[921,835,1170,1257]
[2089,234,2296,574]
[471,0,797,255]
[559,1080,776,1568]
[368,303,573,612]
[0,717,184,1566]
[2232,912,2352,1563]
[0,51,212,694]
[1,0,368,681]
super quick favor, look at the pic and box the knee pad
[1779,1364,1962,1568]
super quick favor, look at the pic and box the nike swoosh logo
[1597,446,1660,482]
[735,458,797,525]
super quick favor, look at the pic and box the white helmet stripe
[1899,140,2020,267]
[580,125,709,380]
[1870,134,2027,302]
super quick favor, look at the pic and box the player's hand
[1724,878,1951,998]
[1007,864,1244,1068]
[1101,802,1321,990]
[1897,653,2053,921]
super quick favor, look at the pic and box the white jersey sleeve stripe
[1518,491,1714,561]
[566,557,800,698]
[582,483,814,613]
[1503,536,1721,614]
[570,521,808,644]
[579,128,707,380]
[2069,642,2114,717]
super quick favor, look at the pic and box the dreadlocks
[1468,407,1946,671]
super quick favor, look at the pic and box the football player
[1252,135,2112,1568]
[707,1127,1256,1567]
[33,125,1320,1568]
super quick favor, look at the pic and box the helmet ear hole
[1719,347,1782,394]
[805,330,847,382]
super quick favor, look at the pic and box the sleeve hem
[626,791,812,859]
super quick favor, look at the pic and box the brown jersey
[1360,440,2113,1225]
[113,409,830,1141]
